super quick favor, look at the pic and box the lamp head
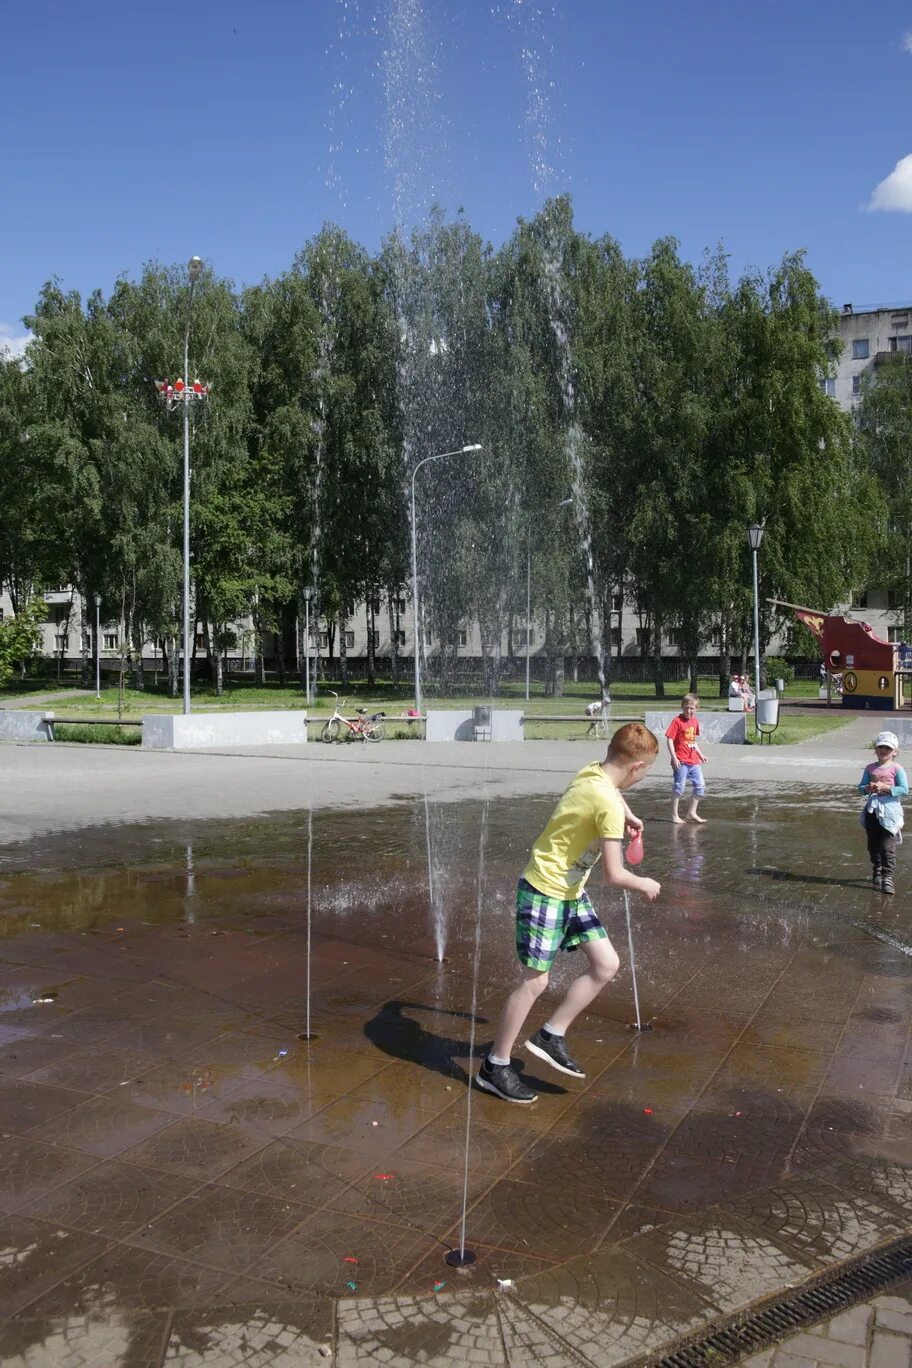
[462,443,483,452]
[188,256,204,283]
[747,523,764,551]
[93,592,101,608]
[303,586,314,602]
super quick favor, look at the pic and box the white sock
[488,1054,510,1067]
[542,1021,563,1039]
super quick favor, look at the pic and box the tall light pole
[93,593,101,700]
[303,586,313,704]
[748,523,765,739]
[182,256,203,715]
[410,444,483,716]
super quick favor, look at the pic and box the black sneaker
[883,876,895,896]
[873,870,883,891]
[525,1029,585,1078]
[476,1058,538,1104]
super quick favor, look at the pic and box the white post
[410,468,421,718]
[525,524,531,702]
[305,595,311,704]
[752,544,762,739]
[94,594,101,699]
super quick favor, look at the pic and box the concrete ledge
[142,711,308,750]
[426,709,524,742]
[0,710,55,742]
[645,710,747,744]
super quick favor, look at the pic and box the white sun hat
[873,731,899,750]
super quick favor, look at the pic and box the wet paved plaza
[0,782,910,1365]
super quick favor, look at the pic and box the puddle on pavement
[0,789,910,1361]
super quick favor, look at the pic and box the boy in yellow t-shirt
[477,722,661,1104]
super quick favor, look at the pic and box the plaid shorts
[515,877,608,972]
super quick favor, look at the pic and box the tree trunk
[366,598,376,687]
[388,594,399,685]
[79,593,91,688]
[166,635,179,697]
[339,613,348,686]
[650,619,665,699]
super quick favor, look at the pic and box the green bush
[764,656,795,685]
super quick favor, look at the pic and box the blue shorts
[673,763,705,797]
[515,878,607,972]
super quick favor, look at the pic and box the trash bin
[775,677,785,695]
[757,693,779,728]
[473,705,492,742]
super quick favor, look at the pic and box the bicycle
[320,691,386,743]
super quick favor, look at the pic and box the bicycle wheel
[364,720,385,741]
[321,719,341,744]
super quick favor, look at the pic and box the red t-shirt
[666,714,701,764]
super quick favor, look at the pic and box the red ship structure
[780,602,912,711]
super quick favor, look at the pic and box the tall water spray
[539,224,609,701]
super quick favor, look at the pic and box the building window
[395,629,405,646]
[395,597,406,614]
[852,590,868,609]
[819,377,836,397]
[195,633,206,650]
[370,598,381,616]
[889,627,903,643]
[852,375,862,396]
[711,625,723,646]
[344,632,355,650]
[514,629,532,647]
[636,627,651,654]
[610,627,621,650]
[888,590,898,609]
[318,632,328,649]
[55,634,68,652]
[852,339,869,360]
[890,336,912,353]
[104,632,118,650]
[611,593,622,612]
[457,630,467,647]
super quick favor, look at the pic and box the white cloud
[867,155,912,213]
[903,29,912,53]
[0,323,31,360]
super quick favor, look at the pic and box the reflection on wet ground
[0,791,909,1365]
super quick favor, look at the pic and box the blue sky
[3,0,912,354]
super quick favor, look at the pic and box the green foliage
[764,656,794,684]
[0,203,886,700]
[0,598,45,684]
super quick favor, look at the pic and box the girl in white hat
[858,731,908,895]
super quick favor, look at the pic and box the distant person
[585,698,607,736]
[819,663,827,687]
[477,722,660,1104]
[858,729,908,896]
[738,675,755,709]
[727,676,744,708]
[666,694,708,825]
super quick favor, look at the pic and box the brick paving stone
[869,1330,912,1368]
[777,1332,867,1368]
[826,1306,874,1347]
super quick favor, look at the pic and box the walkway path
[0,688,94,709]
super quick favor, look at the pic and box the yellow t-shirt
[522,762,625,900]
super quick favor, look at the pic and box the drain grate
[851,920,912,959]
[649,1235,912,1368]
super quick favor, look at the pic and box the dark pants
[865,811,897,878]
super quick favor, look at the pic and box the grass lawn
[0,673,855,746]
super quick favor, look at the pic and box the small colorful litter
[343,1257,359,1264]
[346,1280,358,1290]
[433,1280,446,1291]
[643,1107,654,1115]
[374,1173,393,1181]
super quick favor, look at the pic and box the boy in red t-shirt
[665,694,708,825]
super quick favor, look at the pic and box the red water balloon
[626,831,644,865]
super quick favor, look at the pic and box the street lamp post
[303,586,314,705]
[154,259,208,715]
[182,256,203,716]
[93,593,101,699]
[748,523,765,739]
[410,444,483,717]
